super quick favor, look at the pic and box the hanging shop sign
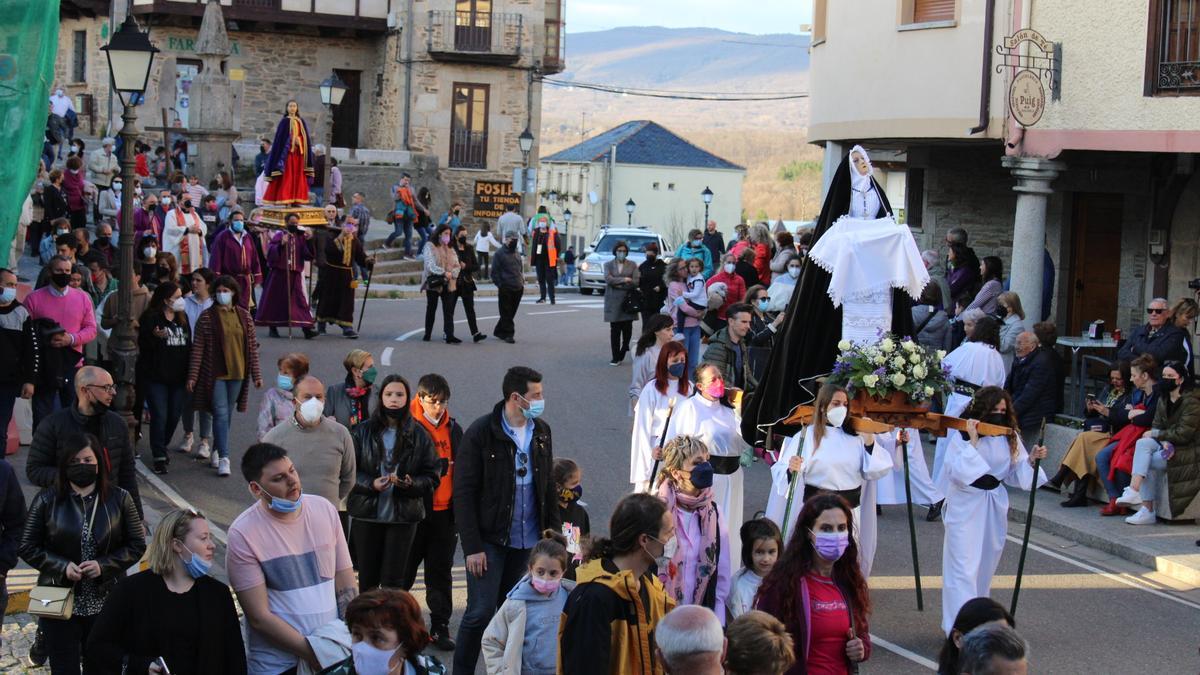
[997,28,1060,128]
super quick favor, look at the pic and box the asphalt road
[146,295,1200,674]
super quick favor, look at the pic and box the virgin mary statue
[741,146,929,443]
[261,100,315,207]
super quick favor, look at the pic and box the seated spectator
[705,253,746,322]
[1095,355,1160,516]
[86,508,246,674]
[654,605,726,675]
[912,282,950,351]
[1051,361,1132,507]
[1033,321,1067,412]
[997,291,1026,372]
[936,598,1015,675]
[723,610,795,675]
[1169,297,1199,376]
[1006,332,1059,450]
[1117,297,1188,367]
[1117,361,1200,525]
[324,587,445,675]
[958,623,1028,675]
[964,255,1003,315]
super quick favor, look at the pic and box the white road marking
[396,316,501,341]
[869,634,938,671]
[527,309,579,316]
[380,347,394,366]
[135,462,229,546]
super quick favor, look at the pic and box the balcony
[427,10,524,66]
[544,19,566,73]
[449,129,488,169]
[129,0,390,32]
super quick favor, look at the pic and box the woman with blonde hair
[325,348,378,430]
[1170,297,1199,374]
[86,508,246,674]
[996,290,1026,371]
[723,610,796,675]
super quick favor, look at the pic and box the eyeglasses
[85,384,116,394]
[516,451,529,478]
[1147,308,1167,315]
[421,395,446,406]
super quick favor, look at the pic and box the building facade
[57,0,565,219]
[808,0,1200,342]
[540,120,745,251]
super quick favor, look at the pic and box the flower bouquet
[829,334,950,414]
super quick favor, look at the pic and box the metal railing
[449,129,488,169]
[1157,0,1200,90]
[427,10,523,57]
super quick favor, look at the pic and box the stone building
[808,0,1200,346]
[56,0,565,220]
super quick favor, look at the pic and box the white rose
[937,349,947,360]
[891,373,907,387]
[874,355,886,365]
[902,340,917,352]
[913,364,927,379]
[838,340,852,351]
[863,374,879,387]
[880,338,895,353]
[910,353,921,364]
[925,386,935,397]
[892,357,906,369]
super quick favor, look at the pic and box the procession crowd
[9,120,1199,674]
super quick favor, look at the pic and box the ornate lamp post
[701,185,714,226]
[625,198,636,225]
[101,14,158,434]
[318,72,348,207]
[562,208,572,243]
[518,127,535,221]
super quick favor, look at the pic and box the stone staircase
[353,238,553,299]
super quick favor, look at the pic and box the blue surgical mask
[757,299,770,312]
[689,461,715,489]
[256,483,302,513]
[0,288,15,305]
[519,395,545,420]
[667,362,686,378]
[277,374,294,391]
[231,220,245,233]
[178,544,212,578]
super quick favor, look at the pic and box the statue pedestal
[258,206,327,228]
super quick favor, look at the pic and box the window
[901,0,955,28]
[652,182,660,190]
[905,167,925,230]
[72,30,87,83]
[1146,0,1200,95]
[812,0,827,44]
[667,183,676,191]
[450,83,489,168]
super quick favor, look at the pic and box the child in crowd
[724,610,797,675]
[481,531,575,675]
[554,458,591,569]
[728,517,783,621]
[656,434,731,621]
[673,257,708,336]
[256,352,309,439]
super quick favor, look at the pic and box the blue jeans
[311,186,324,206]
[1095,441,1129,499]
[1132,438,1169,503]
[681,325,702,381]
[210,379,244,460]
[453,541,530,674]
[562,264,576,285]
[384,211,414,253]
[181,389,213,439]
[145,381,186,463]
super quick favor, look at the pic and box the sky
[566,0,812,35]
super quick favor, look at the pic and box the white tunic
[628,345,661,417]
[765,425,893,577]
[932,342,1008,483]
[874,429,944,506]
[666,394,748,559]
[939,432,1046,634]
[162,208,208,273]
[727,568,763,620]
[629,378,690,491]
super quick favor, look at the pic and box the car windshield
[594,234,659,254]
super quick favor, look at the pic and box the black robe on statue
[740,152,915,444]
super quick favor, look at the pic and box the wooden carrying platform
[257,206,328,228]
[782,405,1014,437]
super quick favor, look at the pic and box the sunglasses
[516,451,529,478]
[1147,308,1167,315]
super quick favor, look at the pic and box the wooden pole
[900,432,924,611]
[1010,419,1046,616]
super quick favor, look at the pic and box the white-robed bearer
[875,426,944,520]
[765,382,894,577]
[665,362,750,559]
[630,342,692,493]
[932,314,1007,488]
[938,385,1047,635]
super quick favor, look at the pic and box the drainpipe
[968,0,997,135]
[605,144,616,225]
[402,0,414,150]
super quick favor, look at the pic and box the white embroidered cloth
[807,215,930,309]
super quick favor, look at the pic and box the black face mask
[66,463,98,487]
[506,240,518,252]
[982,413,1008,427]
[383,406,408,420]
[1160,378,1180,393]
[51,272,71,288]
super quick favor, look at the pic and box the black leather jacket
[19,486,146,590]
[347,415,440,524]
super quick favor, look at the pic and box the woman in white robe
[666,363,749,558]
[938,386,1047,635]
[628,315,675,417]
[932,315,1007,485]
[765,383,893,578]
[629,342,692,493]
[874,429,944,509]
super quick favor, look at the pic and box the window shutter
[913,0,955,23]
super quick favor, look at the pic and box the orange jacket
[411,396,461,511]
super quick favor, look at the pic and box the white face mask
[788,267,801,278]
[215,290,234,306]
[423,410,442,426]
[299,396,324,424]
[826,405,848,428]
[723,263,735,274]
[351,641,398,675]
[144,247,157,259]
[170,298,185,312]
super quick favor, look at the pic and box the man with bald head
[26,366,142,515]
[655,605,727,675]
[261,375,355,524]
[1006,331,1058,449]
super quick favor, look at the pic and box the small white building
[539,121,745,251]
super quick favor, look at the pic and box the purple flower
[873,367,886,377]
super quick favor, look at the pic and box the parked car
[577,226,671,295]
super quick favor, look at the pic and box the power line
[539,76,808,101]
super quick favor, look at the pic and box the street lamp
[548,189,558,203]
[518,127,535,220]
[701,185,714,226]
[563,207,572,244]
[625,198,636,225]
[101,13,158,434]
[318,71,348,206]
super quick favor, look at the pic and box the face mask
[0,288,15,304]
[646,252,657,260]
[56,230,69,237]
[256,483,302,513]
[351,641,398,675]
[277,374,294,391]
[170,298,186,312]
[724,263,735,274]
[506,240,518,251]
[615,251,627,261]
[298,397,324,424]
[216,291,234,306]
[383,406,408,420]
[657,535,678,567]
[112,183,122,192]
[788,267,801,278]
[667,362,686,379]
[231,220,245,233]
[440,234,451,245]
[811,530,850,562]
[1161,378,1180,392]
[162,197,171,206]
[67,463,98,487]
[530,576,562,595]
[757,299,770,312]
[691,240,702,248]
[51,272,71,288]
[179,544,212,579]
[144,247,157,259]
[559,484,583,503]
[704,380,725,399]
[522,397,545,420]
[423,410,443,426]
[344,224,358,236]
[827,405,848,428]
[361,366,378,385]
[982,412,1008,426]
[689,461,715,489]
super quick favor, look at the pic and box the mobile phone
[155,657,171,674]
[1086,393,1096,400]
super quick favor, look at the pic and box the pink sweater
[23,286,98,364]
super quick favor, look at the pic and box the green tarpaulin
[0,0,60,265]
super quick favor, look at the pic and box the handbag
[621,287,644,315]
[29,497,99,620]
[426,274,446,293]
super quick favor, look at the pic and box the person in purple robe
[208,209,263,311]
[132,193,164,246]
[255,213,317,338]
